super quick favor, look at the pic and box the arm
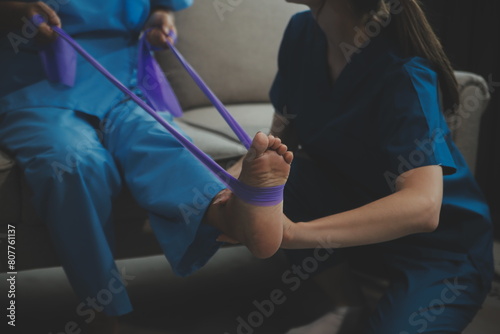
[144,7,176,48]
[145,0,192,48]
[282,165,443,249]
[0,1,60,42]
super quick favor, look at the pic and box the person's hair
[349,0,459,114]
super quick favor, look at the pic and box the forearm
[282,188,440,249]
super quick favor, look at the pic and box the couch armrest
[447,71,491,174]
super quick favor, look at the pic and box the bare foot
[220,132,292,258]
[238,133,292,187]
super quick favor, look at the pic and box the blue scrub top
[0,0,192,116]
[271,11,493,286]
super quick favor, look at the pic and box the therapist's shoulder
[282,10,316,42]
[289,10,314,26]
[403,57,439,86]
[376,56,444,123]
[381,56,439,93]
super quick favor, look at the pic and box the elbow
[416,196,441,233]
[421,212,440,233]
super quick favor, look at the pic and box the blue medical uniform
[0,0,226,316]
[271,12,494,333]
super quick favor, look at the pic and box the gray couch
[0,0,491,273]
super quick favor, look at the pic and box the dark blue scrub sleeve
[377,60,457,187]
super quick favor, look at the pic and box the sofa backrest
[156,2,491,174]
[156,0,306,111]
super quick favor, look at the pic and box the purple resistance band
[32,15,284,206]
[163,36,253,150]
[137,29,252,149]
[137,31,184,118]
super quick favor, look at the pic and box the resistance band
[32,15,283,206]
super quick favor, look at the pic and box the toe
[268,134,276,147]
[270,137,282,150]
[284,151,294,164]
[249,132,269,158]
[276,144,288,155]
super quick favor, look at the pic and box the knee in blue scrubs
[0,102,226,315]
[363,253,489,334]
[0,0,215,316]
[0,107,130,315]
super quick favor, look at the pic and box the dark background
[421,0,500,240]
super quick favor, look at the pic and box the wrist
[150,6,173,14]
[282,218,301,249]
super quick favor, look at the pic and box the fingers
[144,10,177,49]
[26,2,61,43]
[147,28,167,48]
[146,27,176,49]
[36,23,58,43]
[37,1,61,28]
[168,26,177,45]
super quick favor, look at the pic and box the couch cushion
[156,0,306,110]
[176,117,247,161]
[179,103,275,143]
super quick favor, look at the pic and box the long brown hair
[350,0,459,114]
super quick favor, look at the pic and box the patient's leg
[205,132,293,259]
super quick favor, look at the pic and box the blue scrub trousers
[0,100,225,316]
[284,156,491,334]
